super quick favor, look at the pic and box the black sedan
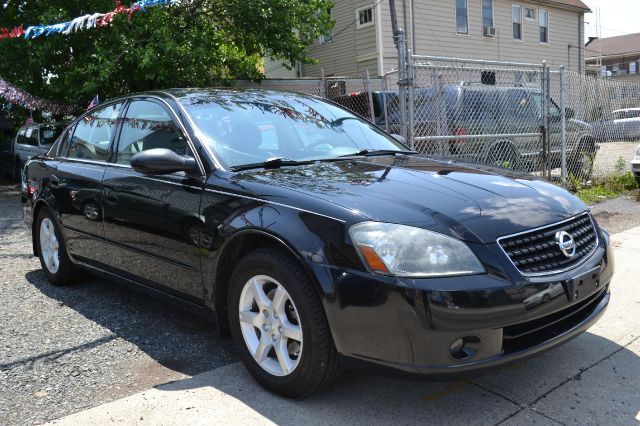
[22,89,613,398]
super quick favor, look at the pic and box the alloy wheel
[39,218,60,274]
[238,275,303,377]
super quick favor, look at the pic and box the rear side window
[24,128,39,146]
[68,103,124,161]
[116,100,188,165]
[39,124,65,146]
[16,129,27,145]
[57,126,75,157]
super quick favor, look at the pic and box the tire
[227,248,342,398]
[568,138,596,182]
[487,143,519,170]
[35,208,82,285]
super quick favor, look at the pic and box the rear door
[101,98,205,300]
[53,102,126,264]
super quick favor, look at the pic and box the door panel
[54,161,108,262]
[102,168,205,300]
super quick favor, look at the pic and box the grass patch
[570,172,639,205]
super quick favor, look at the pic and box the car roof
[19,122,67,130]
[612,107,640,113]
[83,88,326,115]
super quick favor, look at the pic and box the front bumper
[318,228,613,379]
[631,160,640,181]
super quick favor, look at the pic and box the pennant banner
[0,0,176,41]
[0,78,76,115]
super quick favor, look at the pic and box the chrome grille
[498,213,598,276]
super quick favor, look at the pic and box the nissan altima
[22,89,613,397]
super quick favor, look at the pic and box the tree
[0,0,333,115]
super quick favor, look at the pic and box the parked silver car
[592,108,640,141]
[11,122,66,179]
[632,145,640,185]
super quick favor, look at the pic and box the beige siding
[303,0,585,77]
[302,0,380,77]
[381,0,584,72]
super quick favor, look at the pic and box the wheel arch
[212,228,323,337]
[31,198,61,256]
[485,139,520,165]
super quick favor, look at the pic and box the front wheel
[36,208,82,285]
[228,248,342,398]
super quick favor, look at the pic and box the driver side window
[116,100,188,165]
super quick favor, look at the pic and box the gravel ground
[589,189,640,234]
[0,179,638,425]
[0,182,236,426]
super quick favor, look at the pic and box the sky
[582,0,640,39]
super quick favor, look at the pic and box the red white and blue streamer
[0,0,177,41]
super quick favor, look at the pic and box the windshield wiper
[230,157,314,172]
[338,149,419,158]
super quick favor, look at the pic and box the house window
[356,6,374,29]
[630,61,637,74]
[525,7,536,20]
[482,0,494,34]
[456,0,468,34]
[539,9,548,43]
[512,4,522,40]
[319,8,332,44]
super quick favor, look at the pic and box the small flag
[24,114,33,126]
[87,95,99,110]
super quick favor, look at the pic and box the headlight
[349,222,485,277]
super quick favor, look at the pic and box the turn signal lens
[358,245,390,273]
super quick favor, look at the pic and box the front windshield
[179,92,407,169]
[39,124,65,146]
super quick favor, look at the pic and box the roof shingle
[536,0,591,11]
[585,33,640,59]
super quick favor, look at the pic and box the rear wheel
[487,142,519,170]
[228,248,342,398]
[36,208,81,285]
[568,138,596,182]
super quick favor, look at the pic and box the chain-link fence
[552,69,640,182]
[235,60,639,188]
[402,56,640,186]
[408,56,547,176]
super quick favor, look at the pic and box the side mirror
[391,134,407,145]
[131,148,197,175]
[565,108,575,119]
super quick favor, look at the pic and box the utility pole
[388,0,408,140]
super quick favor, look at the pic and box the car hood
[229,156,587,244]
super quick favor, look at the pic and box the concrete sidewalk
[50,227,640,426]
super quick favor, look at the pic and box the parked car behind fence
[590,108,640,142]
[11,122,66,180]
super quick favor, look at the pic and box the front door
[101,99,205,301]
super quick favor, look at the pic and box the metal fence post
[541,61,551,179]
[320,68,327,98]
[397,29,408,141]
[382,73,390,133]
[559,65,567,186]
[407,49,415,150]
[364,70,376,123]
